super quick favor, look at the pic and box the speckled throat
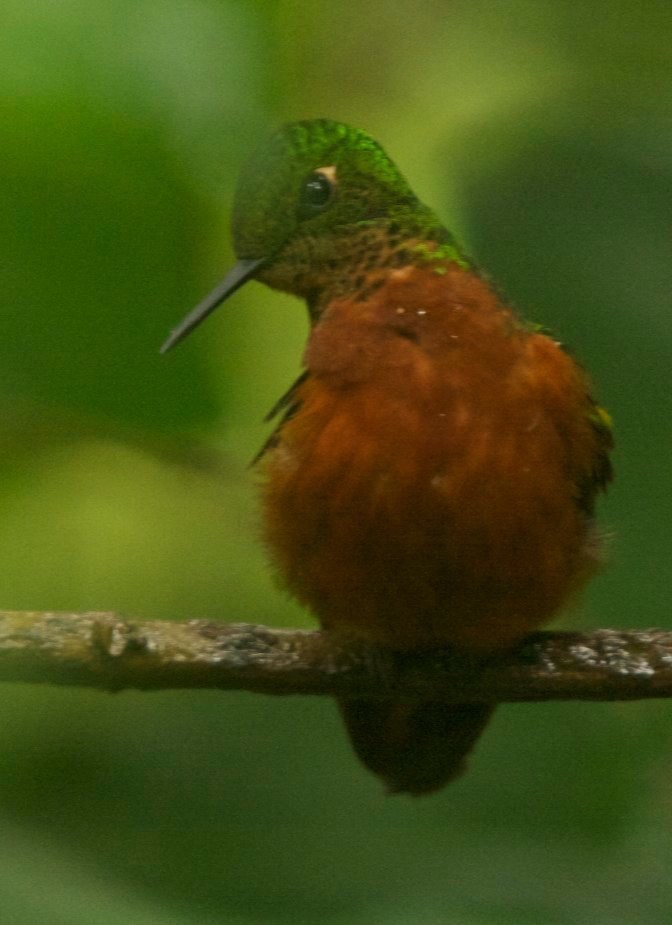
[257,212,473,320]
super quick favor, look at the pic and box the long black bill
[160,257,265,354]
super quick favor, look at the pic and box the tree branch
[0,610,671,702]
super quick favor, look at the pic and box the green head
[232,120,417,260]
[161,119,451,352]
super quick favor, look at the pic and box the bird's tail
[338,697,494,795]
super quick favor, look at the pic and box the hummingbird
[162,119,612,795]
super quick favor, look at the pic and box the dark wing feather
[578,400,614,515]
[250,370,309,467]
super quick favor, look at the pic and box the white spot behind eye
[316,165,337,184]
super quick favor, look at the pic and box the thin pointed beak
[160,257,266,353]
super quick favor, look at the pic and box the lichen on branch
[0,611,671,702]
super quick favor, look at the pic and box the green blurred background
[0,1,671,922]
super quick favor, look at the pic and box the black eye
[297,171,334,219]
